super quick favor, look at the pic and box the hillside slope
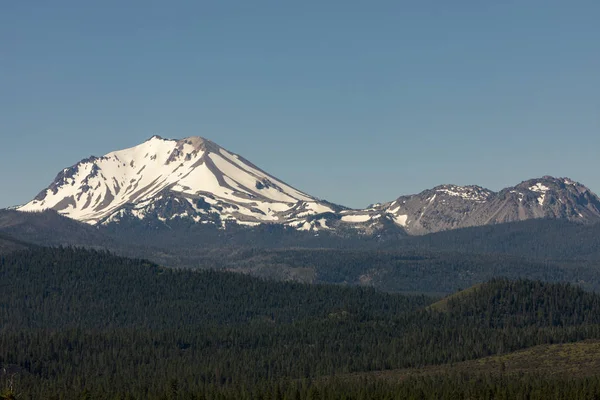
[3,249,600,398]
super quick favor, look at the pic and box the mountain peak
[143,136,221,155]
[513,176,590,193]
[178,136,221,152]
[18,135,324,226]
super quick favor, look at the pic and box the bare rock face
[464,177,600,226]
[372,185,494,235]
[16,135,600,236]
[369,177,600,235]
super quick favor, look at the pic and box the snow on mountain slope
[16,136,600,236]
[19,136,337,227]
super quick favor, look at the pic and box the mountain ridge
[15,136,600,235]
[371,175,600,234]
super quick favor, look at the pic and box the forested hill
[0,247,430,329]
[0,232,32,254]
[4,247,600,398]
[430,279,600,327]
[396,218,600,260]
[186,247,600,294]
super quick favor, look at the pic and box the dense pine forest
[2,247,600,398]
[186,247,600,294]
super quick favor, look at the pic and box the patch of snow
[234,220,261,227]
[528,184,550,206]
[294,202,334,218]
[389,206,401,214]
[303,202,334,214]
[394,214,408,226]
[317,218,329,229]
[341,214,371,223]
[435,186,490,202]
[538,193,545,206]
[529,183,551,193]
[297,222,312,231]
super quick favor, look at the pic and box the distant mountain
[18,136,346,230]
[15,136,600,235]
[368,176,600,234]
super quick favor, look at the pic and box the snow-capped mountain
[17,136,600,235]
[19,136,340,229]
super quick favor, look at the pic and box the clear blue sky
[1,1,599,209]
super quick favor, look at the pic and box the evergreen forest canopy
[3,247,600,398]
[3,210,600,295]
